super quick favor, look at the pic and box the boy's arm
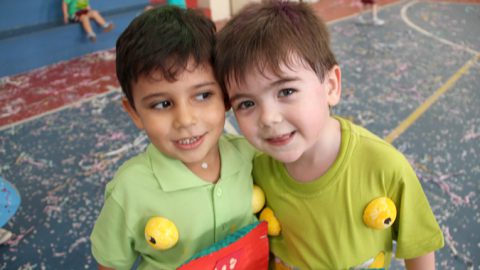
[404,252,435,270]
[62,1,69,23]
[91,194,138,270]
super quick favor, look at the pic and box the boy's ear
[122,97,145,130]
[326,65,341,107]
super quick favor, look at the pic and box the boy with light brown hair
[215,1,443,269]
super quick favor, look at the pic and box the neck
[185,149,221,183]
[285,118,341,182]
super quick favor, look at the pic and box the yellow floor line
[385,53,479,143]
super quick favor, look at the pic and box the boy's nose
[174,103,197,128]
[259,105,282,128]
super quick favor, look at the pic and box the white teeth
[177,136,199,145]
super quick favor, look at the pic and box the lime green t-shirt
[64,0,89,18]
[253,117,444,270]
[90,135,257,270]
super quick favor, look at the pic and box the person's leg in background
[87,10,114,32]
[77,10,114,42]
[358,0,384,25]
[371,1,385,25]
[78,13,97,42]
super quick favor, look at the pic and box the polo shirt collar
[147,136,246,192]
[218,135,246,179]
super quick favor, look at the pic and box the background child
[358,0,385,25]
[62,0,114,42]
[215,1,443,269]
[145,0,187,11]
[90,6,257,269]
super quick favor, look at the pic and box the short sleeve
[391,161,444,259]
[90,196,138,270]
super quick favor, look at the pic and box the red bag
[178,221,269,270]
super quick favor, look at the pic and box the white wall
[230,0,261,16]
[198,0,231,21]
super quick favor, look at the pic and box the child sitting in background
[90,6,258,269]
[62,0,114,42]
[215,1,443,269]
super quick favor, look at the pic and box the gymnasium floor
[1,1,479,269]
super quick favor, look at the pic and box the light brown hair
[215,0,337,95]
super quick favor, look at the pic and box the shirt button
[216,188,223,197]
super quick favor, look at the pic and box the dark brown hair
[215,0,337,94]
[116,6,216,108]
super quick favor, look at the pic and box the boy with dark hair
[215,1,443,269]
[91,6,257,269]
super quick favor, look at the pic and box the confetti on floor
[0,1,479,269]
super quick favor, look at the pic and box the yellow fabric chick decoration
[369,252,385,268]
[259,207,281,236]
[252,185,266,214]
[363,197,397,230]
[252,185,281,236]
[144,216,179,250]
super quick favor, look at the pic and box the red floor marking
[0,49,118,127]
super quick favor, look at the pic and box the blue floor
[0,8,143,78]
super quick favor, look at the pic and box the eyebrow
[141,81,217,102]
[270,76,298,86]
[229,76,299,103]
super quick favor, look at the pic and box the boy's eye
[235,100,255,110]
[152,100,172,109]
[195,92,212,101]
[278,88,296,97]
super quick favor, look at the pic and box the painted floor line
[385,53,479,143]
[401,0,479,55]
[384,0,480,143]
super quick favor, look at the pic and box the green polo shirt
[90,134,257,270]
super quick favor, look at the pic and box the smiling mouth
[177,136,201,145]
[265,131,295,145]
[174,135,205,149]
